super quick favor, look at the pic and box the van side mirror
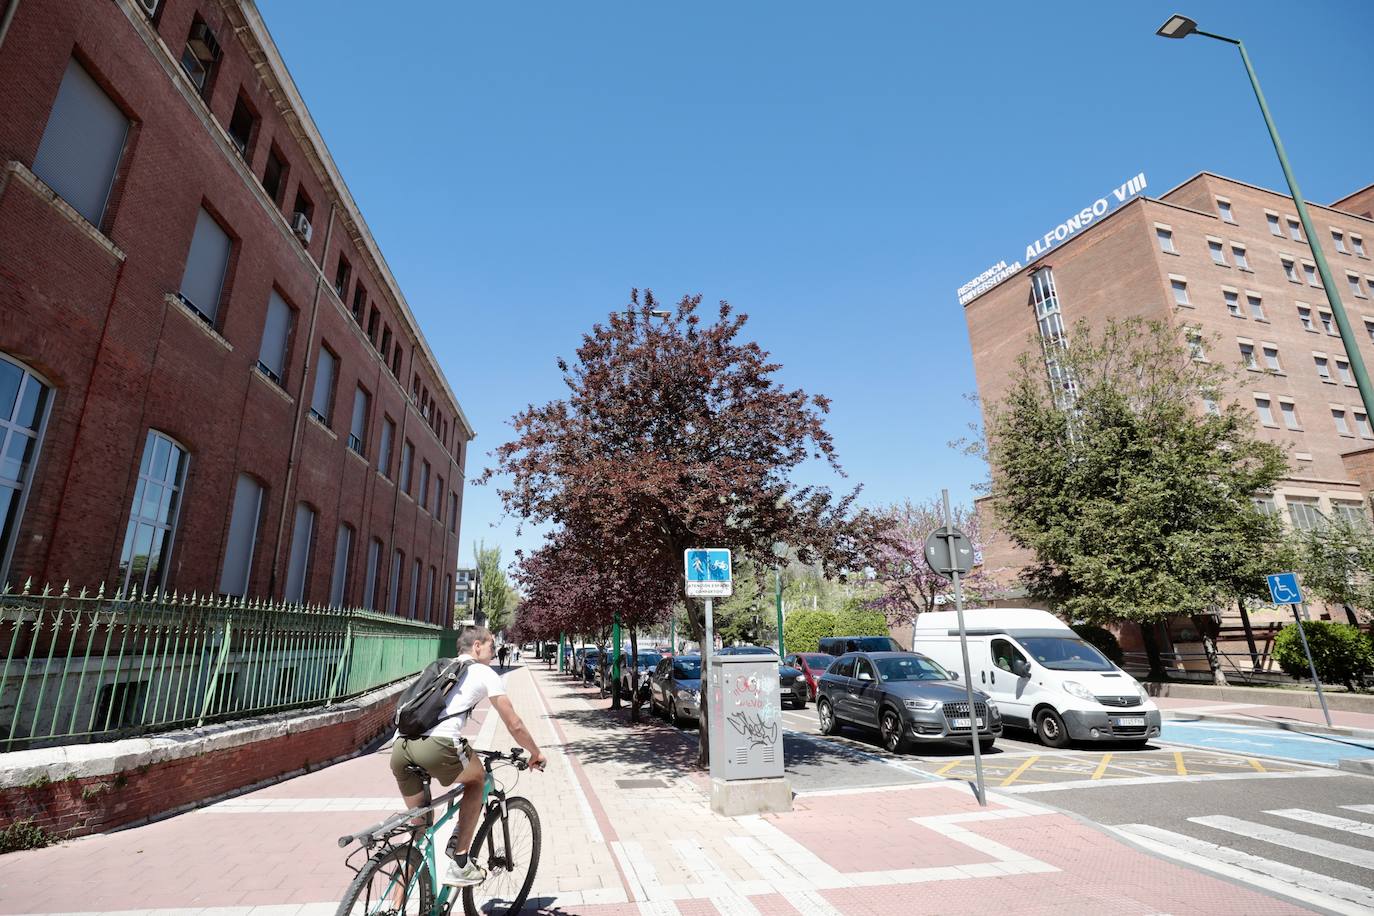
[1012,659,1031,678]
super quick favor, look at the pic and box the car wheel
[792,693,806,710]
[880,709,907,754]
[670,700,684,728]
[817,699,838,735]
[1036,709,1071,749]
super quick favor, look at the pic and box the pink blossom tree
[865,498,999,626]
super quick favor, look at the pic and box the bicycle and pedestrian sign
[684,548,732,597]
[1266,572,1303,605]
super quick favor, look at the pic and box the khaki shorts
[390,736,474,796]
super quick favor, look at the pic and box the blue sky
[260,0,1374,571]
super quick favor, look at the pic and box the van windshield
[1018,637,1114,671]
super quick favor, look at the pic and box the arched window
[118,430,190,594]
[0,356,54,586]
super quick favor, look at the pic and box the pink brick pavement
[1155,695,1374,732]
[0,664,1321,915]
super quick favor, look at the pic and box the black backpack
[394,657,475,739]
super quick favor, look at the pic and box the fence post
[197,612,234,725]
[326,617,353,706]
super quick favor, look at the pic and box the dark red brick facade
[0,1,469,622]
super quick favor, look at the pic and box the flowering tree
[865,498,997,625]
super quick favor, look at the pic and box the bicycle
[336,748,542,916]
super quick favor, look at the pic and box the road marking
[1267,808,1374,839]
[672,839,765,915]
[1343,804,1374,815]
[999,755,1039,787]
[934,760,963,777]
[1110,824,1374,915]
[1249,757,1266,772]
[1173,750,1187,775]
[1091,753,1112,780]
[1191,815,1374,870]
[1000,769,1339,794]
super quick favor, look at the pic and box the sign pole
[943,489,987,807]
[1291,604,1333,727]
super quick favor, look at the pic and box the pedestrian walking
[498,644,509,670]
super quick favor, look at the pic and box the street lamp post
[1157,14,1374,424]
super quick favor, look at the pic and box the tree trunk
[1194,616,1228,686]
[1343,604,1360,626]
[629,629,642,723]
[1140,621,1165,681]
[1238,601,1260,670]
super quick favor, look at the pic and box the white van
[911,608,1160,748]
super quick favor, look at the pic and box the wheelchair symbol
[1272,582,1298,602]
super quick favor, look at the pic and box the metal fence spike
[61,579,71,597]
[95,581,106,599]
[21,576,33,596]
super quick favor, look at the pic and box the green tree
[475,541,515,634]
[783,609,836,654]
[983,317,1289,677]
[1290,511,1374,625]
[1272,621,1374,691]
[832,597,888,638]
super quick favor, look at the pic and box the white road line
[1190,814,1374,870]
[1000,769,1338,793]
[1267,808,1374,838]
[1110,824,1374,916]
[1343,804,1374,815]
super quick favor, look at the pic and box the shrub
[0,819,54,855]
[783,610,836,654]
[832,600,889,639]
[1272,620,1374,691]
[1073,625,1124,665]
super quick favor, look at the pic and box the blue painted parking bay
[1160,719,1374,767]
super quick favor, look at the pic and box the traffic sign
[924,526,976,577]
[1265,572,1303,605]
[685,548,732,597]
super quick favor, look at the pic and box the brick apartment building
[0,0,472,625]
[962,171,1374,649]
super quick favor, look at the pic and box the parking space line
[934,760,964,777]
[1174,750,1187,776]
[999,755,1039,787]
[1249,757,1267,773]
[1091,753,1112,780]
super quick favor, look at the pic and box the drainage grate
[615,778,668,789]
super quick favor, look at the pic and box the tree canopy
[474,542,515,635]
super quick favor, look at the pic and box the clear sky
[259,0,1374,571]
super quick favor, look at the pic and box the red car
[784,652,838,702]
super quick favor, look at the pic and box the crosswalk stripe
[1267,808,1374,838]
[1110,824,1374,915]
[1343,804,1374,815]
[1190,815,1374,870]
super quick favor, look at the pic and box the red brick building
[0,0,471,625]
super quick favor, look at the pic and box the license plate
[1114,716,1145,727]
[951,717,984,729]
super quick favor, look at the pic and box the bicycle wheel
[337,843,433,916]
[462,797,542,916]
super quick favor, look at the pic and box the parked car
[912,608,1160,748]
[783,652,837,702]
[717,645,808,708]
[618,651,663,700]
[576,646,605,681]
[649,654,702,726]
[817,635,903,656]
[816,651,1002,753]
[581,648,605,684]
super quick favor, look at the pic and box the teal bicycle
[336,748,542,916]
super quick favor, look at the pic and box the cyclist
[389,626,547,887]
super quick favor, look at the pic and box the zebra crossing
[1112,803,1374,916]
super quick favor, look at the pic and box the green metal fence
[0,580,448,752]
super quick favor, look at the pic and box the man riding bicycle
[389,626,547,888]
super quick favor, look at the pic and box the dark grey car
[649,655,702,726]
[816,651,1002,753]
[717,645,807,708]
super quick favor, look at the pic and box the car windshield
[636,653,659,666]
[673,660,702,679]
[724,646,773,655]
[856,637,901,652]
[873,655,951,682]
[1017,637,1114,671]
[801,654,836,669]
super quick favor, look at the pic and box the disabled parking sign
[685,548,732,597]
[1266,572,1303,605]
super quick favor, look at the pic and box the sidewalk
[1155,695,1374,736]
[0,663,1320,915]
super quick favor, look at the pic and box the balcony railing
[0,580,446,752]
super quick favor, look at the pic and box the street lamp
[1156,14,1374,423]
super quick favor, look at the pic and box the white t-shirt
[425,655,505,741]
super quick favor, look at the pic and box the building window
[180,17,221,94]
[1279,400,1301,430]
[257,289,293,385]
[1029,268,1077,409]
[348,386,369,455]
[1247,294,1265,320]
[310,345,338,425]
[379,416,395,478]
[1171,279,1190,306]
[364,537,383,610]
[227,93,256,158]
[329,523,353,608]
[1208,240,1227,266]
[400,440,414,494]
[1355,235,1367,257]
[1223,290,1241,317]
[1262,345,1281,372]
[1287,497,1323,531]
[284,502,316,603]
[436,475,445,520]
[1333,408,1352,436]
[1356,412,1374,439]
[219,474,262,597]
[367,307,381,345]
[1266,212,1282,236]
[388,548,403,615]
[1288,218,1303,242]
[1333,501,1369,526]
[1297,305,1314,331]
[426,566,436,623]
[1321,311,1337,335]
[391,345,403,378]
[1315,355,1332,381]
[261,146,287,205]
[1254,396,1276,427]
[1336,359,1354,385]
[1253,495,1278,515]
[408,558,421,619]
[1156,227,1175,253]
[179,207,232,325]
[1349,274,1366,298]
[32,57,130,227]
[419,459,431,509]
[1366,319,1374,344]
[1216,198,1235,223]
[449,491,458,534]
[0,357,54,586]
[1282,258,1298,283]
[1239,342,1258,370]
[1185,329,1205,361]
[1333,230,1349,254]
[118,430,189,594]
[1203,396,1221,416]
[334,253,351,300]
[1232,245,1250,271]
[1303,262,1319,286]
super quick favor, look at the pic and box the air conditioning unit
[187,22,221,62]
[291,211,313,243]
[135,0,160,18]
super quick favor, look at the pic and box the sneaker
[441,857,487,888]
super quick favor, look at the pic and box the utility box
[707,653,791,815]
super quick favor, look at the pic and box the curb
[1337,758,1374,776]
[1161,709,1374,740]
